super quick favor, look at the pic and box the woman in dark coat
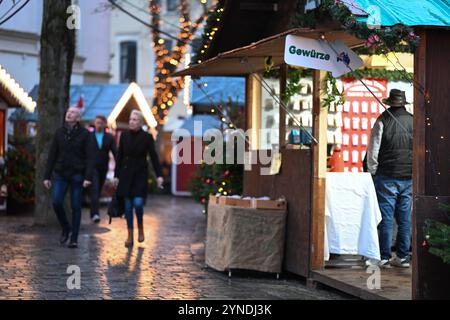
[114,110,163,247]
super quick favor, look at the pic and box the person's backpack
[107,192,124,224]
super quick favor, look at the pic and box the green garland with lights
[323,72,345,110]
[192,0,225,65]
[290,0,419,54]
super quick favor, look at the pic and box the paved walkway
[0,195,348,300]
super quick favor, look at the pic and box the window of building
[120,41,137,83]
[167,0,178,11]
[362,134,368,146]
[352,134,359,146]
[371,102,378,113]
[343,133,350,146]
[352,101,359,113]
[352,150,359,163]
[352,118,360,130]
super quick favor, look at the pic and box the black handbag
[107,192,124,224]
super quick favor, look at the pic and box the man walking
[43,107,94,248]
[89,115,117,223]
[367,89,413,268]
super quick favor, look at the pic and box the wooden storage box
[213,196,287,210]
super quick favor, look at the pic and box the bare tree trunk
[34,0,75,225]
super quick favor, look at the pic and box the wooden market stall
[174,0,450,300]
[174,27,375,285]
[0,64,36,212]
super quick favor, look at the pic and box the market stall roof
[10,82,157,128]
[178,114,221,137]
[10,83,129,122]
[0,64,36,111]
[353,0,450,27]
[173,28,364,77]
[191,77,245,107]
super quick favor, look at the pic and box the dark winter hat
[382,89,410,107]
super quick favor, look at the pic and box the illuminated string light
[149,0,211,125]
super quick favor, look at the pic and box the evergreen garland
[191,0,225,65]
[423,204,450,264]
[290,0,419,54]
[341,68,414,81]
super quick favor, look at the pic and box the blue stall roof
[178,114,222,137]
[353,0,450,27]
[10,83,129,122]
[191,77,245,107]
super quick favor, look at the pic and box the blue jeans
[374,174,412,260]
[124,197,144,229]
[52,173,84,242]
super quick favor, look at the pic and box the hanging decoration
[341,68,414,82]
[323,72,345,110]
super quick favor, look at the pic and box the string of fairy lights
[150,0,190,125]
[191,78,246,199]
[195,3,224,65]
[109,0,223,125]
[191,79,243,133]
[149,0,222,125]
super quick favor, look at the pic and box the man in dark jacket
[88,115,117,223]
[367,89,413,268]
[43,107,94,248]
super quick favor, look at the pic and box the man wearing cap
[367,89,413,268]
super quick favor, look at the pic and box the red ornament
[206,178,212,185]
[224,170,230,177]
[201,198,206,204]
[422,240,428,248]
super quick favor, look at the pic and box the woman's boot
[125,228,134,247]
[138,224,145,243]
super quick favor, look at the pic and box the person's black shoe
[92,214,100,223]
[68,242,78,249]
[60,230,71,245]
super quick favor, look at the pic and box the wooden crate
[209,194,219,205]
[252,198,287,210]
[214,196,287,211]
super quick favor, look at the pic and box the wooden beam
[412,28,427,300]
[310,69,327,270]
[279,64,287,149]
[245,73,261,150]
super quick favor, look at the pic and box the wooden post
[412,29,426,300]
[310,70,327,270]
[246,73,261,150]
[279,64,287,149]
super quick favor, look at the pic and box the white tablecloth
[324,172,382,261]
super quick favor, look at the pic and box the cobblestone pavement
[0,195,349,300]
